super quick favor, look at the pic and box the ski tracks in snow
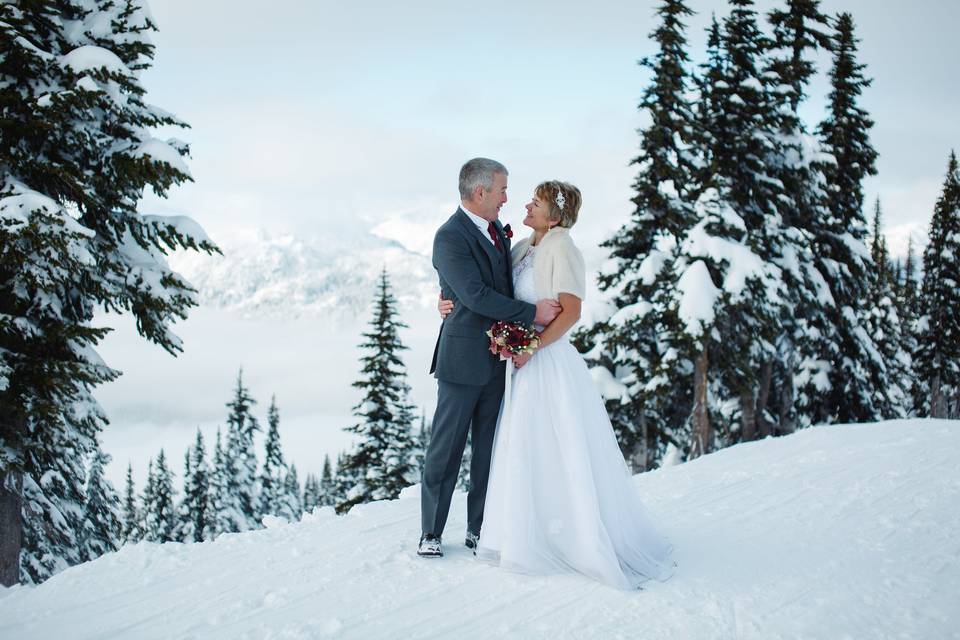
[1,419,958,639]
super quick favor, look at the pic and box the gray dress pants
[421,370,505,538]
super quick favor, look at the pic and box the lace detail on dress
[512,246,538,305]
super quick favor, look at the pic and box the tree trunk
[629,413,651,472]
[930,372,945,419]
[0,470,22,587]
[741,390,757,442]
[690,342,712,458]
[756,360,773,437]
[779,369,795,435]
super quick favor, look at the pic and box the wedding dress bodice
[512,246,538,305]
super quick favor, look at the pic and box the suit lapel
[455,208,501,269]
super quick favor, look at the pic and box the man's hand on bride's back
[534,299,561,326]
[438,294,454,319]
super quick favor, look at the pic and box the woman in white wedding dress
[452,180,674,591]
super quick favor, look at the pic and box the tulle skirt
[477,338,674,590]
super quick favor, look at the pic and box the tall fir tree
[222,371,260,531]
[580,0,699,469]
[767,0,831,112]
[415,412,432,475]
[319,455,335,507]
[866,200,910,417]
[17,418,90,584]
[0,0,217,585]
[302,474,321,513]
[281,464,302,520]
[916,151,960,418]
[142,450,176,543]
[335,270,417,513]
[174,447,192,541]
[898,237,922,415]
[762,0,834,438]
[207,427,240,537]
[121,463,141,543]
[80,447,121,561]
[258,395,287,519]
[803,12,887,425]
[179,429,210,543]
[680,0,786,453]
[139,459,155,538]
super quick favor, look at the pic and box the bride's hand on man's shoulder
[438,293,454,319]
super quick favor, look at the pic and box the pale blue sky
[140,0,959,257]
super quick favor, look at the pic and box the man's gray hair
[459,158,508,200]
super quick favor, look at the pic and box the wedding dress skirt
[477,246,673,590]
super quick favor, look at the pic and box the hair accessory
[555,186,566,211]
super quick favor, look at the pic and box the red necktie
[487,222,503,252]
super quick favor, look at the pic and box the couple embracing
[419,158,673,591]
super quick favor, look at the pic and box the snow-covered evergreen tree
[17,419,91,584]
[302,474,320,512]
[898,237,922,415]
[678,0,787,454]
[80,447,121,561]
[174,447,192,541]
[415,413,432,475]
[916,151,960,418]
[258,395,287,519]
[319,455,335,507]
[801,12,887,425]
[579,0,699,469]
[335,270,417,513]
[179,429,210,542]
[767,0,831,113]
[121,463,141,543]
[762,0,834,437]
[142,450,176,543]
[223,371,260,530]
[0,0,216,583]
[139,459,155,538]
[207,427,238,537]
[865,200,910,417]
[281,464,302,520]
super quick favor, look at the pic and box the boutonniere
[503,224,513,239]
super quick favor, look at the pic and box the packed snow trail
[2,419,958,639]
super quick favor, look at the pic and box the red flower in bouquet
[486,320,540,360]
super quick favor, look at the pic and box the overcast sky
[100,0,958,487]
[139,0,958,258]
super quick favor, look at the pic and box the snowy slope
[2,419,958,640]
[168,227,437,319]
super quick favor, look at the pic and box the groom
[419,158,560,557]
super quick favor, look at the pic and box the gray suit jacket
[430,208,536,385]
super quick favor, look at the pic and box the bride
[441,180,674,590]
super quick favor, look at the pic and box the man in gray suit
[419,158,560,557]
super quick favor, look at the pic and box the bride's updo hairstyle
[536,180,582,229]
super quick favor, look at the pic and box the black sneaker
[464,531,479,551]
[417,534,443,558]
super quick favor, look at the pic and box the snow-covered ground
[2,419,958,639]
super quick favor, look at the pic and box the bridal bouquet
[486,321,540,360]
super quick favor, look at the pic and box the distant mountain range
[168,226,438,319]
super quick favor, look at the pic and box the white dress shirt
[461,204,497,246]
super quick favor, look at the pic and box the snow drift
[1,419,958,639]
